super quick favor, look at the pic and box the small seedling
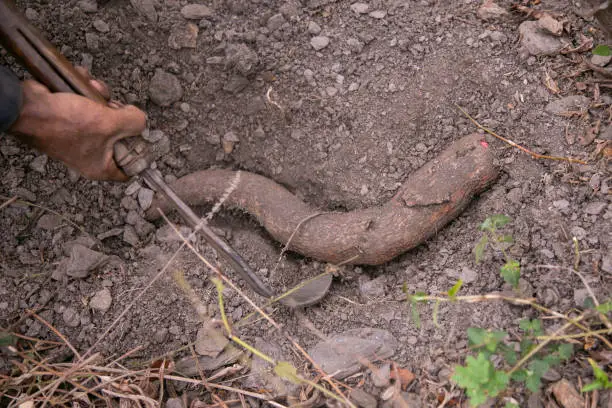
[582,358,612,392]
[452,319,574,407]
[474,214,521,288]
[593,44,611,56]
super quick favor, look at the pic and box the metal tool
[0,0,332,307]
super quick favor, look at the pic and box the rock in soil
[350,389,377,408]
[545,96,591,115]
[175,343,244,376]
[64,244,109,278]
[130,0,157,22]
[181,4,213,20]
[308,328,398,379]
[242,338,300,397]
[519,21,565,56]
[350,2,369,14]
[477,0,508,21]
[90,288,112,313]
[195,321,228,357]
[311,36,330,50]
[149,69,183,107]
[29,155,48,174]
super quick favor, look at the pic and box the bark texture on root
[147,133,499,265]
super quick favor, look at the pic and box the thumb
[106,104,148,142]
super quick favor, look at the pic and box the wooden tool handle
[0,0,106,103]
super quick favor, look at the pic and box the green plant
[582,358,612,392]
[593,44,611,56]
[474,214,521,288]
[452,319,574,407]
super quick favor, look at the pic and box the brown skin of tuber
[147,133,499,265]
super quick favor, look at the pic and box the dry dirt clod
[180,4,213,20]
[477,0,508,21]
[90,288,112,313]
[168,23,198,49]
[545,95,591,114]
[194,321,228,357]
[129,0,157,22]
[29,155,48,174]
[149,69,183,107]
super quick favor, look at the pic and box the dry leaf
[390,363,416,390]
[549,379,585,408]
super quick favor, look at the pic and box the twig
[26,310,81,360]
[535,328,612,342]
[0,196,17,211]
[508,313,586,376]
[455,104,587,164]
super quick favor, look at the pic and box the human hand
[9,70,147,181]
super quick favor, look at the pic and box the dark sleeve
[0,66,23,133]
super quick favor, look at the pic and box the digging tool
[0,0,332,307]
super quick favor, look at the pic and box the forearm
[0,66,23,133]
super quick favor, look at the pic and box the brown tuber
[147,133,499,265]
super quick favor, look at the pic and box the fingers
[75,66,111,100]
[22,79,51,97]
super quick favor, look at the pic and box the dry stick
[13,353,101,407]
[160,213,355,408]
[26,310,82,360]
[455,104,587,164]
[0,196,17,211]
[536,328,611,342]
[416,293,612,349]
[508,313,587,377]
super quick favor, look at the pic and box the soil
[0,0,610,406]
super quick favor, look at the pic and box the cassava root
[146,133,499,265]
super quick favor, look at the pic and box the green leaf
[467,327,487,348]
[584,297,596,309]
[505,403,519,408]
[519,319,542,336]
[409,299,421,329]
[502,348,518,365]
[474,235,488,263]
[525,374,542,393]
[582,358,612,392]
[511,369,527,382]
[557,343,574,361]
[524,359,549,392]
[582,382,603,392]
[274,361,302,385]
[498,235,514,244]
[596,300,612,314]
[0,332,15,347]
[448,279,463,298]
[593,44,611,56]
[453,353,509,407]
[480,214,511,232]
[501,259,520,288]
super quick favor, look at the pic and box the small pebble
[90,288,112,313]
[311,36,330,50]
[308,21,322,35]
[350,2,369,14]
[138,188,154,211]
[93,19,110,33]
